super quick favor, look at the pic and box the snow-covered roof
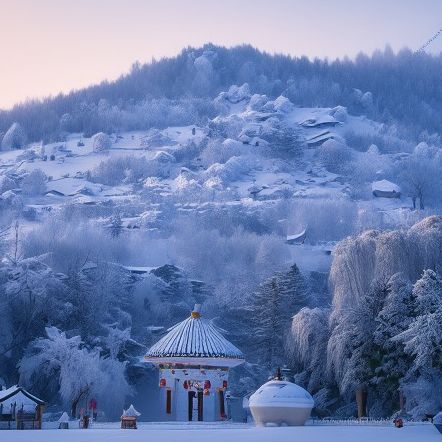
[249,380,314,408]
[122,404,141,418]
[145,305,245,367]
[371,179,400,193]
[0,385,44,405]
[286,229,307,244]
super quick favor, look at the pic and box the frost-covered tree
[372,273,414,412]
[287,307,329,392]
[246,264,310,371]
[397,270,442,373]
[327,281,387,417]
[262,124,305,158]
[109,213,123,238]
[317,138,352,174]
[0,257,67,384]
[394,270,442,417]
[92,132,112,153]
[21,169,47,196]
[1,122,27,151]
[59,113,75,133]
[396,149,442,210]
[19,327,131,418]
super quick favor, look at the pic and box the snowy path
[3,424,440,442]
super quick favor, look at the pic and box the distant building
[0,386,45,430]
[144,305,244,422]
[372,179,401,198]
[286,229,307,245]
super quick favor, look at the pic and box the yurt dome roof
[249,380,314,408]
[144,304,244,367]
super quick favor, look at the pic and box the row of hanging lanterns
[159,379,228,389]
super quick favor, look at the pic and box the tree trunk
[71,398,79,419]
[412,196,416,210]
[71,388,87,418]
[356,387,367,418]
[418,189,424,210]
[399,390,405,412]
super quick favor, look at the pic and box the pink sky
[0,0,441,109]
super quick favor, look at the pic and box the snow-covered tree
[21,169,47,196]
[396,270,442,373]
[246,264,310,371]
[317,138,352,174]
[327,281,387,417]
[394,270,442,417]
[92,132,112,153]
[109,213,123,238]
[287,307,329,391]
[1,122,27,151]
[19,327,131,418]
[60,113,75,133]
[0,257,67,384]
[396,149,442,210]
[262,124,305,158]
[372,273,414,411]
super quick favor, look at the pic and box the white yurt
[145,304,245,422]
[249,379,314,426]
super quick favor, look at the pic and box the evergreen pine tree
[397,270,442,374]
[247,264,310,371]
[109,213,123,238]
[373,273,414,411]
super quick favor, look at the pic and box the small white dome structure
[249,380,314,426]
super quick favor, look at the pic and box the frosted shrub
[247,94,268,111]
[21,169,47,196]
[90,155,151,185]
[0,176,16,194]
[262,124,305,158]
[204,155,256,183]
[317,139,352,173]
[92,132,112,153]
[200,138,246,167]
[330,105,348,122]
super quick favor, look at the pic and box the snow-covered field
[3,423,439,442]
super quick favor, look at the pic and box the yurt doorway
[188,391,204,421]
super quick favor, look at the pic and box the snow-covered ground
[4,422,439,442]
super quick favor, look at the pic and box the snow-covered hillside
[0,84,422,274]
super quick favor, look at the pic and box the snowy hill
[0,85,422,277]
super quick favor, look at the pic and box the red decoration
[160,378,166,387]
[89,399,97,410]
[204,380,211,390]
[222,380,228,389]
[183,380,188,389]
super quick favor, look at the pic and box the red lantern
[160,378,166,387]
[222,380,228,389]
[204,380,211,390]
[183,380,188,390]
